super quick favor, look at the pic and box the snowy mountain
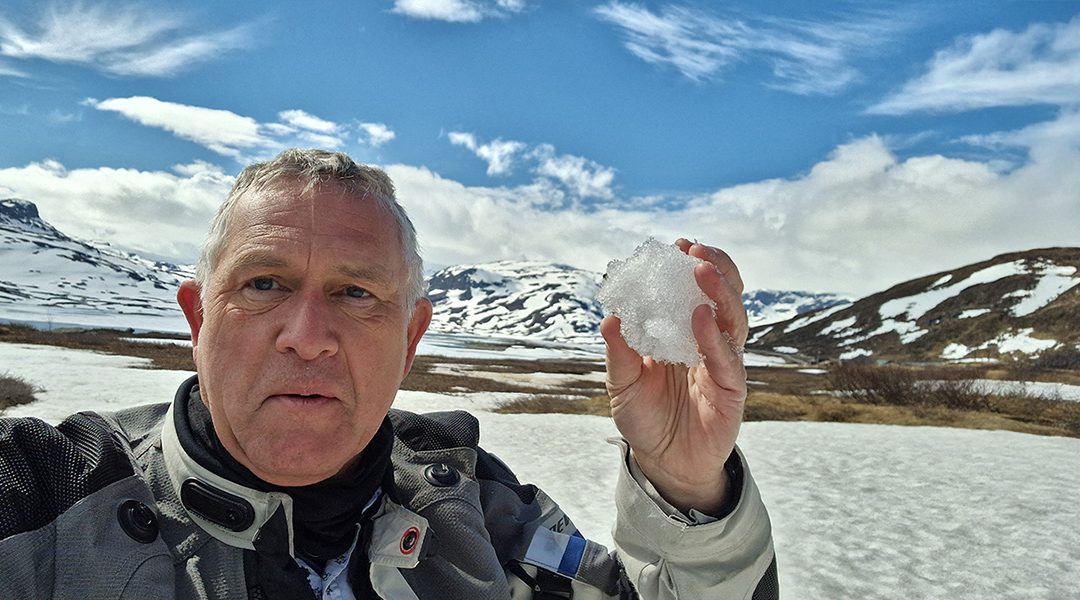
[2,197,846,340]
[427,261,604,342]
[741,289,850,327]
[750,247,1080,362]
[0,198,192,331]
[426,262,852,343]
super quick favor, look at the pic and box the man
[0,149,777,599]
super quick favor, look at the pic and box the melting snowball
[597,238,713,366]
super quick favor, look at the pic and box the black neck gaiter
[173,377,393,566]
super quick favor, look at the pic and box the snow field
[2,342,1078,599]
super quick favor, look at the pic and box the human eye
[343,285,371,299]
[248,277,280,292]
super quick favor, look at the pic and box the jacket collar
[160,400,298,555]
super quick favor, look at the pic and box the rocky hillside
[427,261,604,342]
[750,247,1080,362]
[0,198,192,330]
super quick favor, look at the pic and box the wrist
[631,450,732,516]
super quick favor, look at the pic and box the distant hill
[750,247,1080,362]
[1,197,848,340]
[426,262,852,343]
[0,198,192,331]
[741,289,850,328]
[427,261,605,342]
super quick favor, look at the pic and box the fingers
[694,261,749,346]
[600,315,644,392]
[675,238,744,295]
[691,304,746,392]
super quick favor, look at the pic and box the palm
[609,356,744,487]
[600,240,748,513]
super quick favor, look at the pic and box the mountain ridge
[750,246,1080,362]
[14,197,1070,365]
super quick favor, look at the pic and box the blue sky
[1,0,1078,295]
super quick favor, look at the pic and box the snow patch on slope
[1009,264,1079,317]
[880,260,1026,321]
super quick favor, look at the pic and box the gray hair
[196,148,427,307]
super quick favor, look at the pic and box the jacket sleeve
[610,440,778,600]
[0,413,135,540]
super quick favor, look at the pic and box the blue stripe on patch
[557,533,586,577]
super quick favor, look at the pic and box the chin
[245,438,353,486]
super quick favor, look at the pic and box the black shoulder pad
[389,409,480,452]
[0,412,134,539]
[105,402,170,449]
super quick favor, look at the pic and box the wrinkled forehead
[231,178,398,233]
[220,180,406,265]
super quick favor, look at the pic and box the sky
[0,0,1078,296]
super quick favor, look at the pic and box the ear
[177,280,204,365]
[402,298,432,377]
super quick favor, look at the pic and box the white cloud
[870,15,1080,114]
[297,131,346,149]
[386,165,638,270]
[404,112,1080,295]
[447,132,615,198]
[0,159,233,261]
[5,113,1076,297]
[530,144,615,199]
[0,2,251,77]
[278,110,340,134]
[357,122,396,148]
[88,96,270,159]
[448,131,524,176]
[593,3,740,82]
[593,2,900,94]
[88,96,379,159]
[962,109,1080,154]
[172,160,227,178]
[390,0,525,23]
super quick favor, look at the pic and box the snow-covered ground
[2,341,1078,599]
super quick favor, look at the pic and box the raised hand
[601,239,748,514]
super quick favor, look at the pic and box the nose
[275,289,339,360]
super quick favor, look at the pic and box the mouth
[266,393,339,406]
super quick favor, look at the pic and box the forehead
[221,181,404,265]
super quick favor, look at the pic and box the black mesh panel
[752,555,780,600]
[389,409,480,451]
[0,412,134,539]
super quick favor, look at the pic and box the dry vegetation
[493,395,612,417]
[0,373,40,412]
[3,323,1077,438]
[743,363,1080,438]
[402,355,605,396]
[0,323,195,371]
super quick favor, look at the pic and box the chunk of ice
[597,237,713,366]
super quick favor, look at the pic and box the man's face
[178,181,431,487]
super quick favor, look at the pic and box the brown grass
[3,323,1077,438]
[402,355,605,396]
[0,373,41,412]
[743,390,1078,437]
[0,324,195,371]
[493,395,611,417]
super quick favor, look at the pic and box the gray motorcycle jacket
[0,382,778,599]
